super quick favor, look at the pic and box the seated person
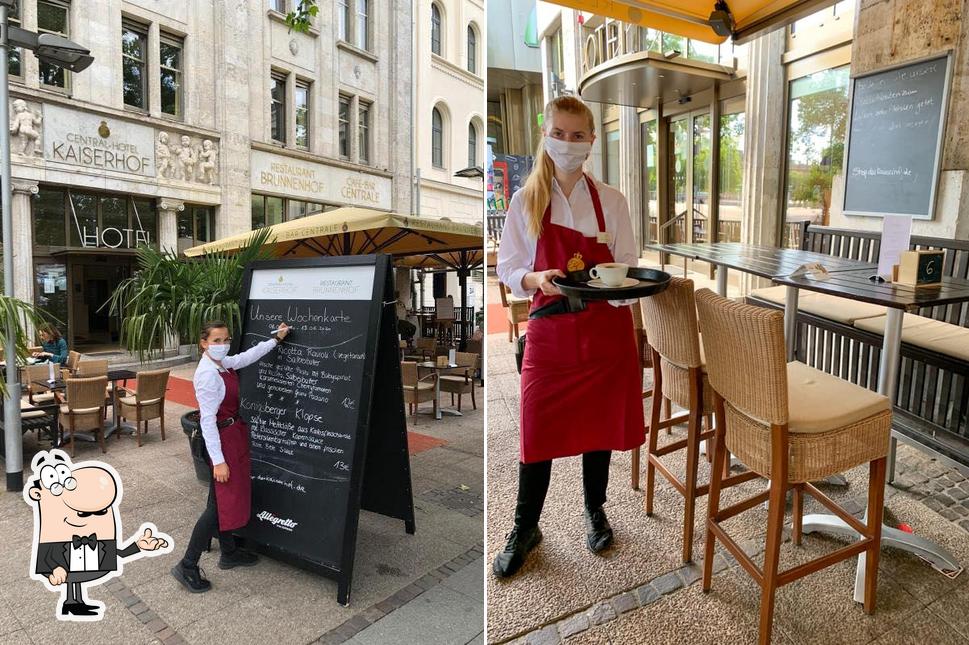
[32,325,68,366]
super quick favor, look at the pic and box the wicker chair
[401,361,437,418]
[57,376,109,456]
[118,369,169,447]
[639,277,758,563]
[439,352,478,411]
[498,282,529,343]
[76,359,108,376]
[433,297,456,345]
[629,300,660,489]
[24,364,58,406]
[66,350,81,373]
[694,288,890,644]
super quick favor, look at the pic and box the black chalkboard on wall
[232,254,414,606]
[842,54,951,219]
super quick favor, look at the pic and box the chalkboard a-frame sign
[842,53,952,219]
[231,254,415,606]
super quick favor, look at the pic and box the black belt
[217,417,236,429]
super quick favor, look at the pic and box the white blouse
[496,176,638,299]
[194,338,279,466]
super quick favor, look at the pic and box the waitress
[494,96,643,578]
[172,320,289,593]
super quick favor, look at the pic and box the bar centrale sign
[44,105,156,177]
[250,150,391,210]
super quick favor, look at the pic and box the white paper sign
[249,265,375,301]
[43,278,56,294]
[877,215,913,279]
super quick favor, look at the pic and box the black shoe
[218,549,259,570]
[171,563,212,593]
[61,602,99,616]
[585,506,614,554]
[492,526,542,578]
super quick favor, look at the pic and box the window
[286,200,323,220]
[338,95,351,159]
[784,65,850,237]
[7,4,22,79]
[719,112,745,242]
[354,0,369,50]
[295,81,310,149]
[605,129,620,187]
[269,0,286,12]
[431,4,442,56]
[253,195,323,228]
[38,1,70,89]
[468,123,477,168]
[34,188,67,247]
[159,34,184,118]
[358,101,371,164]
[432,107,444,168]
[122,21,149,109]
[177,206,213,255]
[338,0,350,40]
[270,73,287,143]
[467,25,477,74]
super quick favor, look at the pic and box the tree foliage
[285,0,319,33]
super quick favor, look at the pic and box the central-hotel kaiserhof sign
[251,149,392,210]
[44,104,156,177]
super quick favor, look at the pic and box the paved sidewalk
[0,365,483,645]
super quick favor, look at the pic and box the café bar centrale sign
[251,149,392,210]
[44,104,156,176]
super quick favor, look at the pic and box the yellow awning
[546,0,836,45]
[184,207,483,270]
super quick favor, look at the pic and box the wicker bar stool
[639,278,758,563]
[694,288,891,645]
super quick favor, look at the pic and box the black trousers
[182,476,237,567]
[515,450,611,531]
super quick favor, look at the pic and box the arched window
[432,107,444,168]
[467,25,477,74]
[431,4,442,56]
[467,122,478,168]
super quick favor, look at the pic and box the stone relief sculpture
[156,132,174,179]
[155,130,219,183]
[197,139,218,185]
[9,99,43,157]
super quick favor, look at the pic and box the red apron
[520,176,644,463]
[212,368,252,531]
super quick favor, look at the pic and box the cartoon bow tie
[72,534,97,549]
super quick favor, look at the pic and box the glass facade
[718,112,745,242]
[784,65,850,233]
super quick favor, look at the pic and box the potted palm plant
[106,230,273,481]
[0,295,54,398]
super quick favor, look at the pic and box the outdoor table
[647,242,969,602]
[416,361,461,420]
[35,368,137,441]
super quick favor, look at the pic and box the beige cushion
[854,313,969,362]
[750,286,886,324]
[30,392,56,402]
[786,361,891,434]
[60,405,102,415]
[402,383,435,392]
[440,374,470,384]
[22,410,48,419]
[120,395,162,406]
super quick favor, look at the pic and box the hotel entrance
[55,252,136,353]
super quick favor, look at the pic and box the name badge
[596,232,611,244]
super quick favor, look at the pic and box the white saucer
[588,277,639,289]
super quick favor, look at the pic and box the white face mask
[207,343,230,361]
[544,136,592,172]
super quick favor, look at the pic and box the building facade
[414,0,485,224]
[6,0,412,350]
[536,0,969,286]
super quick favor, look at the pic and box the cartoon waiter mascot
[23,450,172,621]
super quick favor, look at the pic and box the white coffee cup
[590,262,629,287]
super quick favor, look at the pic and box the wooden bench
[746,223,969,476]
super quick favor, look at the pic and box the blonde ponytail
[519,96,595,239]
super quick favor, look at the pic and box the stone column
[11,180,39,306]
[157,198,184,255]
[739,28,786,293]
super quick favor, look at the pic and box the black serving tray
[552,267,671,309]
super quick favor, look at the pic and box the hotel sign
[582,19,639,74]
[251,149,392,210]
[44,104,156,177]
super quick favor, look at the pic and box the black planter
[180,410,211,483]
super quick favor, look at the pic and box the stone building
[413,0,485,225]
[6,0,412,351]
